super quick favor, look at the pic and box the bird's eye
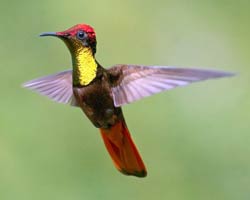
[77,31,86,40]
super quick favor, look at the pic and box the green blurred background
[0,0,249,199]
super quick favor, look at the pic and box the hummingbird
[23,24,233,177]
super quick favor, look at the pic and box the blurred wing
[108,65,234,107]
[23,70,78,106]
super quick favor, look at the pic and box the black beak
[39,32,69,39]
[39,32,58,37]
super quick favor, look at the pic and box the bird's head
[40,24,97,55]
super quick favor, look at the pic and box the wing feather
[108,65,234,107]
[23,70,78,106]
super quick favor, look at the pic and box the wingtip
[21,80,34,89]
[21,81,29,88]
[197,69,237,80]
[221,71,237,77]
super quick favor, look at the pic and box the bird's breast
[73,79,121,128]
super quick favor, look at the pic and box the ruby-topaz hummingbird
[23,24,233,177]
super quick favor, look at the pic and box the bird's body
[23,24,233,178]
[73,65,114,128]
[72,59,147,176]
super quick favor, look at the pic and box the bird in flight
[23,24,233,177]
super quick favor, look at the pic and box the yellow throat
[72,47,97,86]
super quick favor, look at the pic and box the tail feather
[100,120,147,177]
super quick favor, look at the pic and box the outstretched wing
[108,65,234,107]
[22,70,77,106]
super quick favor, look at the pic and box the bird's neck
[72,47,97,86]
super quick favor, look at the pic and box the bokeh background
[0,0,249,199]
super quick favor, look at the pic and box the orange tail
[100,120,147,177]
